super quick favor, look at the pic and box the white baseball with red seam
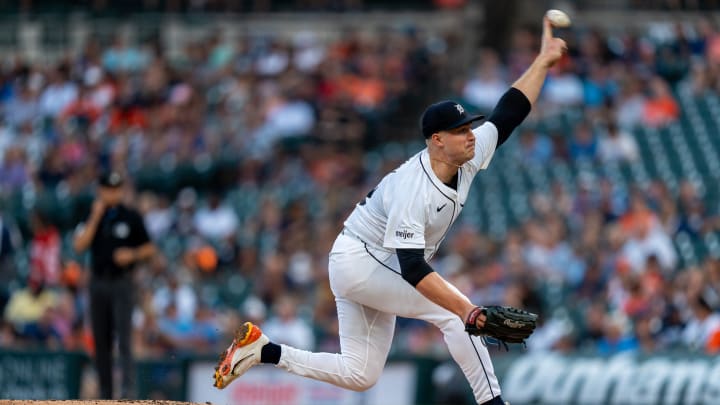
[545,9,571,28]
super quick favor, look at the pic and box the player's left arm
[489,16,567,149]
[397,248,478,322]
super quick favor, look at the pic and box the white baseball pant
[276,231,501,404]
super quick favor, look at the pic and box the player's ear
[431,132,443,146]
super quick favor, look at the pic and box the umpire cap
[421,101,484,139]
[98,170,124,188]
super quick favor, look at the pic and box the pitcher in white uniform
[213,14,567,405]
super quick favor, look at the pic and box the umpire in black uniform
[73,170,155,399]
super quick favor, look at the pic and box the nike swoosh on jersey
[436,203,447,212]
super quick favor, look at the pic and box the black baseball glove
[465,306,538,347]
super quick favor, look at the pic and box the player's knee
[343,362,382,391]
[339,353,383,391]
[346,372,379,392]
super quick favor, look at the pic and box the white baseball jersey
[344,121,499,260]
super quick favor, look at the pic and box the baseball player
[214,15,566,405]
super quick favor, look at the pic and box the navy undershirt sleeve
[487,87,532,149]
[397,248,434,287]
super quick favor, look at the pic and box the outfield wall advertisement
[0,350,85,400]
[187,361,417,405]
[185,353,720,405]
[0,349,716,404]
[500,353,720,405]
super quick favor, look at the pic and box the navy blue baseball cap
[421,100,484,139]
[98,170,124,188]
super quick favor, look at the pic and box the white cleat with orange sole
[213,321,269,389]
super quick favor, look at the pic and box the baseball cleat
[213,321,269,389]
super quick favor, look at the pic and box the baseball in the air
[545,9,572,28]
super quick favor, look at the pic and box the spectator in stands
[102,34,150,73]
[190,304,222,350]
[682,295,720,352]
[614,77,646,129]
[574,257,607,304]
[675,180,709,237]
[16,121,46,170]
[241,295,268,327]
[156,302,217,354]
[462,48,508,113]
[706,328,720,353]
[526,313,574,353]
[702,258,720,309]
[620,274,651,319]
[255,39,290,77]
[173,187,199,238]
[0,147,30,193]
[193,191,239,242]
[3,273,57,343]
[543,63,584,108]
[634,315,659,353]
[642,76,680,127]
[36,149,67,190]
[524,216,585,287]
[82,66,115,111]
[598,121,639,163]
[152,272,197,324]
[582,65,618,110]
[654,24,692,84]
[46,290,78,350]
[58,84,103,132]
[516,128,553,165]
[248,85,316,158]
[138,192,174,241]
[38,64,78,119]
[569,122,598,161]
[4,79,40,128]
[262,295,315,351]
[571,174,601,223]
[156,302,192,352]
[619,194,677,273]
[595,179,626,223]
[28,210,61,287]
[596,314,639,355]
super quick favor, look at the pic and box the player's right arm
[73,199,105,253]
[484,17,567,149]
[466,18,567,173]
[510,17,566,108]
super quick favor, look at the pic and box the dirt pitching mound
[0,401,209,405]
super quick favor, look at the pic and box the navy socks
[260,342,281,364]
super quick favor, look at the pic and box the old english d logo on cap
[420,100,483,138]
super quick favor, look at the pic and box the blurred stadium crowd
[1,9,720,365]
[7,0,720,14]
